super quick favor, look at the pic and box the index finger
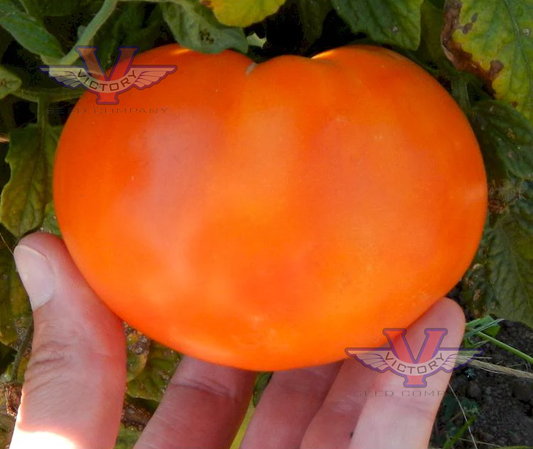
[348,298,466,449]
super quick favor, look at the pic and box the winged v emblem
[346,328,483,387]
[39,46,177,105]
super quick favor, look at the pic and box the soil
[431,318,533,448]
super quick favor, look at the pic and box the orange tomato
[54,44,487,371]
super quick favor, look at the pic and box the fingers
[135,357,255,449]
[348,298,465,449]
[9,231,466,449]
[300,358,377,449]
[240,362,341,449]
[10,233,126,449]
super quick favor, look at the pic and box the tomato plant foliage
[0,0,532,444]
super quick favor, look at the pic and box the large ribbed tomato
[54,44,487,371]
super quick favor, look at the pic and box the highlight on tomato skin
[53,43,488,371]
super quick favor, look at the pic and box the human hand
[11,232,465,449]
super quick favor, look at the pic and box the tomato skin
[54,44,487,371]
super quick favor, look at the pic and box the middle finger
[135,357,255,449]
[240,362,341,449]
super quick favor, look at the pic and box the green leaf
[418,0,449,67]
[488,204,533,327]
[0,0,64,61]
[0,233,31,347]
[0,124,61,237]
[125,326,150,382]
[125,0,285,27]
[203,0,286,27]
[296,0,332,44]
[93,3,169,70]
[0,66,21,101]
[442,0,533,122]
[246,32,266,48]
[465,181,533,327]
[470,101,533,181]
[19,0,80,17]
[253,372,272,406]
[462,236,498,318]
[115,424,141,449]
[127,340,180,401]
[331,0,425,50]
[464,316,503,345]
[161,0,248,54]
[40,201,60,236]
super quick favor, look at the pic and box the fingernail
[14,245,55,310]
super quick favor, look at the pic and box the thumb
[10,232,126,449]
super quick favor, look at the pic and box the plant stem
[18,0,39,17]
[11,321,34,382]
[464,318,504,340]
[13,87,83,104]
[443,413,478,449]
[477,331,533,365]
[38,97,49,127]
[447,385,479,449]
[60,0,119,66]
[451,75,471,111]
[19,0,120,101]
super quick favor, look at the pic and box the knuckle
[23,338,73,393]
[173,374,239,402]
[276,367,334,397]
[326,394,365,415]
